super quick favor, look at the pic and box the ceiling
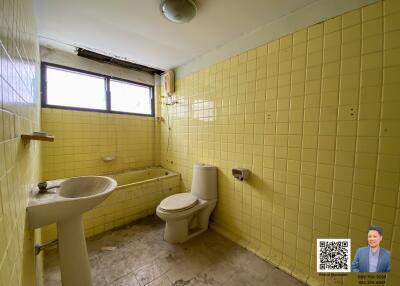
[34,0,319,71]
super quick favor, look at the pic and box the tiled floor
[44,216,305,286]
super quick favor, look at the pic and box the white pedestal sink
[27,176,117,286]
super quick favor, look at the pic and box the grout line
[330,16,344,237]
[348,9,364,239]
[283,34,294,270]
[293,29,309,279]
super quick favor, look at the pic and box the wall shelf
[21,133,55,143]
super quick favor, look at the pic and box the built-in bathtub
[109,168,178,187]
[42,167,180,240]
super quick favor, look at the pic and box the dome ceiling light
[160,0,197,24]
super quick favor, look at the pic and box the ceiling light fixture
[160,0,197,24]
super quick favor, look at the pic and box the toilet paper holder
[232,168,250,181]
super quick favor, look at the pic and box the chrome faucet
[38,181,60,194]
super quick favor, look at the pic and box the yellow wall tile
[308,37,323,53]
[308,23,324,39]
[384,12,400,32]
[384,30,400,50]
[343,9,362,28]
[362,1,383,21]
[384,0,400,16]
[293,29,307,45]
[373,204,396,224]
[324,31,342,49]
[384,47,400,67]
[343,42,362,62]
[324,16,342,34]
[362,18,383,38]
[384,66,400,84]
[343,24,362,45]
[362,34,384,54]
[1,0,41,285]
[375,188,398,208]
[293,42,307,58]
[362,52,383,70]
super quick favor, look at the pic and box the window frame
[41,62,155,117]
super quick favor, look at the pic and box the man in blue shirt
[351,225,390,272]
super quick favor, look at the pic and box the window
[42,63,154,116]
[46,66,107,110]
[110,79,152,114]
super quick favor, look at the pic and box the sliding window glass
[44,65,106,110]
[42,63,154,116]
[110,79,152,115]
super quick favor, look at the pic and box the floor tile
[43,216,305,286]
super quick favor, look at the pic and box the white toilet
[156,163,217,243]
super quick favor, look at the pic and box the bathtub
[96,167,181,231]
[41,167,181,241]
[109,167,177,187]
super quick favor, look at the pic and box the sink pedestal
[57,215,92,286]
[27,176,117,286]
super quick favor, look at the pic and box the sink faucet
[38,181,60,194]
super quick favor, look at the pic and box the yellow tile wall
[160,1,400,285]
[0,0,41,285]
[41,108,157,180]
[41,108,159,240]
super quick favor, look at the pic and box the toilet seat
[159,193,198,212]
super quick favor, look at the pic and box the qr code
[317,239,351,272]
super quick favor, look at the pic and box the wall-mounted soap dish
[102,155,116,162]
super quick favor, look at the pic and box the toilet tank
[191,163,217,200]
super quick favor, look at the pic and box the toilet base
[164,219,189,243]
[164,222,209,243]
[160,201,217,243]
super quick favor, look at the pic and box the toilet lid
[159,193,198,212]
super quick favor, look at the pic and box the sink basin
[27,176,117,229]
[58,176,116,198]
[27,176,117,286]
